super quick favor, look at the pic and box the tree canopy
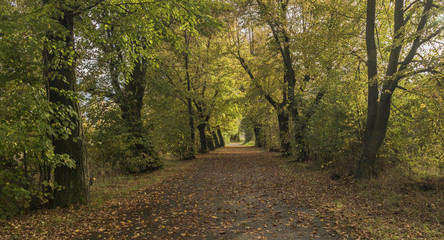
[1,0,443,218]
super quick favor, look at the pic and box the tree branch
[305,89,325,122]
[420,25,444,45]
[233,51,278,109]
[399,0,434,69]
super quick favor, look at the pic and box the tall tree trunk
[197,123,208,153]
[358,0,379,178]
[217,126,225,147]
[295,89,325,161]
[187,99,196,157]
[110,55,159,171]
[184,39,195,157]
[212,131,221,148]
[121,59,146,145]
[235,52,290,154]
[358,0,408,178]
[206,134,216,151]
[277,111,290,154]
[253,127,262,147]
[44,4,89,207]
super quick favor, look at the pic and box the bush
[0,81,71,218]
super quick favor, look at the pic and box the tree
[359,0,444,178]
[42,0,98,207]
[230,0,347,158]
[150,4,230,154]
[229,20,292,154]
[80,0,204,170]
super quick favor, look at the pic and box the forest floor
[1,144,443,239]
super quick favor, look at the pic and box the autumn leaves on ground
[2,145,443,239]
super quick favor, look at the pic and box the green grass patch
[242,141,256,146]
[89,158,200,209]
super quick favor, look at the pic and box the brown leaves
[0,146,371,239]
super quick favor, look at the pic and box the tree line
[0,0,442,218]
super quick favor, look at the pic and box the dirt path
[86,145,339,239]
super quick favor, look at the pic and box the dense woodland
[0,0,443,222]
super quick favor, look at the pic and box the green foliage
[145,90,196,159]
[306,70,366,175]
[1,0,442,220]
[0,0,90,217]
[0,80,68,218]
[83,96,128,175]
[84,95,162,174]
[383,74,443,173]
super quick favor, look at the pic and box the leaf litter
[2,145,343,239]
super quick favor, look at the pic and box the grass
[0,157,202,239]
[283,160,444,239]
[242,141,256,146]
[89,157,201,209]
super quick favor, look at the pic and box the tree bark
[206,134,216,151]
[217,126,225,147]
[197,123,208,153]
[44,3,89,207]
[212,131,221,148]
[295,89,325,161]
[235,52,290,155]
[358,0,380,178]
[184,35,196,157]
[253,127,264,147]
[277,111,290,154]
[109,54,159,171]
[120,58,147,144]
[358,0,435,178]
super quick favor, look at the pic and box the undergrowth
[285,160,444,239]
[0,157,201,238]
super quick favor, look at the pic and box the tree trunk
[358,0,411,178]
[295,89,324,161]
[277,111,291,155]
[187,99,196,158]
[212,131,221,148]
[184,39,195,157]
[121,59,146,142]
[206,134,216,151]
[44,5,89,207]
[294,125,308,161]
[253,127,263,147]
[197,123,208,153]
[217,126,225,147]
[358,0,379,178]
[115,57,160,172]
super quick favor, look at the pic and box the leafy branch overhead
[0,2,442,239]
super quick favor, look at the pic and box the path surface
[87,145,339,239]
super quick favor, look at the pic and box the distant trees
[230,0,353,158]
[151,14,236,156]
[229,0,443,178]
